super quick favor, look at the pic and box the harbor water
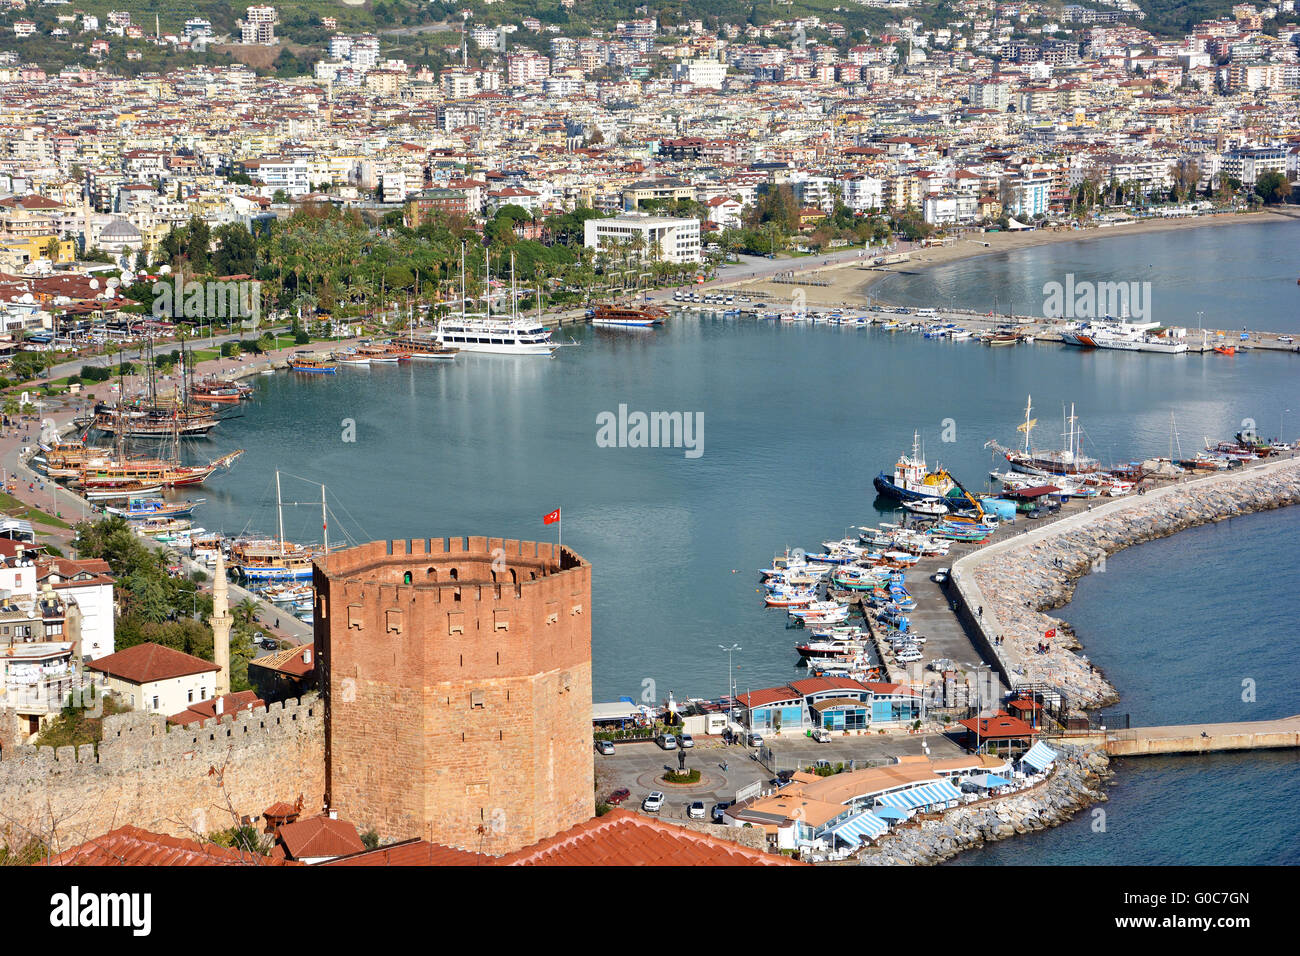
[160,223,1299,865]
[873,216,1300,335]
[948,508,1300,865]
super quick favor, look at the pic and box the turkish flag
[1045,628,1056,639]
[543,508,561,525]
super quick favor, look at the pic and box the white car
[643,791,665,813]
[688,800,706,819]
[678,734,694,749]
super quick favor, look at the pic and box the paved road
[596,731,966,822]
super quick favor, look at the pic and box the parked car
[607,788,631,805]
[642,791,665,813]
[746,733,764,747]
[688,800,706,820]
[811,727,833,743]
[595,740,615,755]
[711,801,732,823]
[656,733,678,750]
[678,734,694,749]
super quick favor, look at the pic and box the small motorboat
[1214,346,1235,356]
[902,499,949,516]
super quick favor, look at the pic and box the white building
[584,213,701,263]
[672,58,728,89]
[841,174,884,212]
[241,5,276,45]
[86,643,220,715]
[37,557,116,661]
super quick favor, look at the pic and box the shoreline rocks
[962,456,1300,710]
[857,745,1112,866]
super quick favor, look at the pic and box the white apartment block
[584,214,701,264]
[242,5,276,45]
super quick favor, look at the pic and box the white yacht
[435,317,558,355]
[436,245,559,355]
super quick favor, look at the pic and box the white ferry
[435,317,558,355]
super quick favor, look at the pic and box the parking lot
[595,732,968,822]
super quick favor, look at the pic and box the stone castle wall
[0,696,324,853]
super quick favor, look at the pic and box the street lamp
[718,643,741,714]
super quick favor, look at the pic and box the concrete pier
[1105,715,1300,757]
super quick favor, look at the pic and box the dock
[1103,715,1300,757]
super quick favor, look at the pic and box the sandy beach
[722,209,1294,312]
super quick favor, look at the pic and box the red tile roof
[958,713,1035,739]
[321,838,491,866]
[86,642,219,684]
[273,815,365,861]
[495,810,801,866]
[43,825,293,866]
[167,691,263,727]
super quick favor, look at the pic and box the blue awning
[972,773,1013,788]
[1021,741,1058,773]
[828,811,889,846]
[876,779,963,811]
[873,806,909,820]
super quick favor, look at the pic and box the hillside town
[0,2,1293,333]
[0,0,1295,888]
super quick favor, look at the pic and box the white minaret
[211,550,233,698]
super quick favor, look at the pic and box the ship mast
[459,241,466,323]
[321,483,328,569]
[276,470,285,557]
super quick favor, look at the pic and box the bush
[220,341,239,358]
[294,330,310,345]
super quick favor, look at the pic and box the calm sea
[873,216,1300,335]
[166,222,1298,865]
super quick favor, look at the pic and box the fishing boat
[873,432,958,502]
[189,379,249,404]
[83,482,163,500]
[289,352,339,374]
[263,583,313,604]
[390,332,458,360]
[336,350,371,367]
[985,333,1019,347]
[902,499,949,516]
[764,589,818,608]
[796,639,866,659]
[106,497,203,520]
[355,343,406,363]
[589,303,667,327]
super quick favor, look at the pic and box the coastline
[856,453,1300,865]
[952,452,1300,711]
[725,209,1293,312]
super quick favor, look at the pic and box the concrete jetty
[1104,715,1300,757]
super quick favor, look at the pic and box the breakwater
[951,454,1300,711]
[858,745,1111,866]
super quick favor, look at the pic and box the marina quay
[0,0,1294,926]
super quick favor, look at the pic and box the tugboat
[873,431,957,502]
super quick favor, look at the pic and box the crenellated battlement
[0,695,321,777]
[0,695,324,852]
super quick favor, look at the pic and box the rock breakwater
[955,455,1300,709]
[858,745,1111,865]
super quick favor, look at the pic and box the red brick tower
[314,537,593,854]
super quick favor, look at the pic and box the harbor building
[314,537,594,854]
[738,678,923,734]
